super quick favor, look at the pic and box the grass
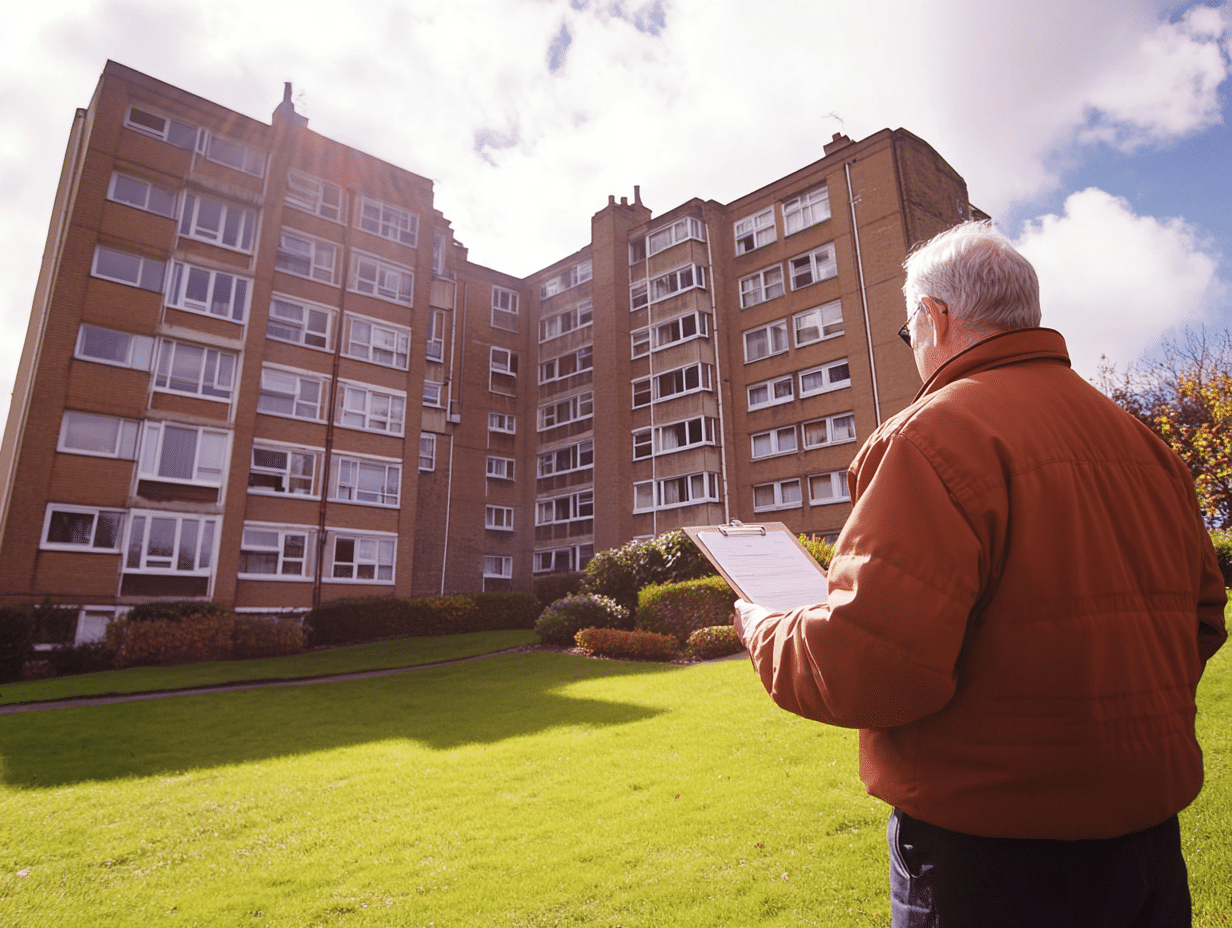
[0,630,537,706]
[0,638,1227,926]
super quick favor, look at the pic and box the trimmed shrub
[535,593,629,646]
[635,576,738,645]
[686,625,744,661]
[574,627,679,661]
[467,592,541,631]
[534,573,585,611]
[107,611,235,668]
[125,600,232,622]
[32,603,78,645]
[45,640,117,676]
[306,596,407,647]
[798,533,835,569]
[1211,529,1232,588]
[233,616,305,659]
[0,606,36,683]
[582,531,716,614]
[306,592,541,648]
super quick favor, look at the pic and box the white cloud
[1014,188,1221,381]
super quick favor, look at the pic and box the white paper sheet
[698,529,828,613]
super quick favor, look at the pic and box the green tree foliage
[581,530,715,614]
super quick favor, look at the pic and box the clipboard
[684,521,828,613]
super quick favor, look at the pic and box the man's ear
[922,296,949,344]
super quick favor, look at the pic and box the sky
[0,0,1230,431]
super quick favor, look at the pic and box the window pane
[158,426,198,479]
[48,511,94,545]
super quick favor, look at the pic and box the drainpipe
[439,278,462,593]
[845,161,882,427]
[703,226,731,523]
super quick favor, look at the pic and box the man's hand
[733,599,775,646]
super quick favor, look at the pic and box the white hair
[903,221,1041,330]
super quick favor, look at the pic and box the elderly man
[734,222,1227,927]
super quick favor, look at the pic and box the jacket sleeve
[1194,515,1228,665]
[743,432,990,729]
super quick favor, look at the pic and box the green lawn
[0,639,1228,927]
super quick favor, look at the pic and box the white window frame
[539,300,593,342]
[790,243,838,290]
[743,319,789,363]
[419,434,436,472]
[538,347,592,385]
[285,169,345,222]
[537,439,593,477]
[647,217,706,256]
[735,207,776,254]
[748,375,795,410]
[794,300,844,345]
[485,506,515,531]
[488,412,516,435]
[539,260,592,300]
[108,172,177,218]
[492,286,520,331]
[138,422,230,487]
[248,443,320,497]
[632,378,651,409]
[751,426,799,459]
[124,104,197,149]
[203,132,265,177]
[649,264,705,304]
[153,338,237,402]
[350,252,414,305]
[275,229,338,285]
[654,363,712,401]
[532,544,594,574]
[328,531,396,583]
[124,510,218,575]
[257,366,327,422]
[809,470,851,506]
[783,184,831,235]
[92,245,165,293]
[739,264,784,308]
[330,455,401,508]
[356,197,418,247]
[166,261,251,322]
[629,239,647,264]
[75,324,154,371]
[536,490,594,526]
[631,329,651,358]
[799,358,851,397]
[486,456,515,480]
[490,347,519,396]
[238,524,314,579]
[423,381,445,408]
[178,192,257,253]
[484,555,514,578]
[644,417,715,458]
[427,309,446,361]
[41,504,126,553]
[633,472,720,513]
[336,382,407,435]
[538,391,594,431]
[268,294,333,350]
[630,282,649,312]
[802,412,857,450]
[344,315,410,369]
[652,312,708,350]
[58,411,140,460]
[753,478,804,512]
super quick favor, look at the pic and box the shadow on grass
[0,653,680,788]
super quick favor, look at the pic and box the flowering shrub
[686,625,744,660]
[573,627,678,661]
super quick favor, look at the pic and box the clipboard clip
[718,520,766,536]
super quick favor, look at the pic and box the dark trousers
[888,808,1191,928]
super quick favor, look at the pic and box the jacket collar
[915,327,1071,402]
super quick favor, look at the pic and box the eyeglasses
[898,303,926,347]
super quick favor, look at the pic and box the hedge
[686,625,744,660]
[1210,529,1232,588]
[0,606,36,683]
[306,592,540,648]
[634,576,737,645]
[573,627,678,661]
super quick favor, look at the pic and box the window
[330,533,395,581]
[633,430,653,460]
[631,329,651,358]
[652,312,708,349]
[419,434,436,472]
[735,207,776,254]
[484,555,513,578]
[654,417,715,455]
[285,170,345,221]
[203,133,265,177]
[538,391,593,430]
[629,239,647,264]
[751,426,798,459]
[650,265,705,303]
[248,444,318,496]
[485,506,515,531]
[153,339,237,400]
[655,363,712,400]
[275,230,338,284]
[125,511,217,574]
[268,295,332,349]
[75,324,153,370]
[167,261,251,322]
[486,456,515,480]
[58,411,139,459]
[630,282,648,311]
[790,243,838,290]
[433,233,449,277]
[488,412,516,434]
[108,172,177,217]
[537,490,593,525]
[739,265,784,308]
[538,347,591,384]
[537,439,593,477]
[179,193,257,252]
[632,378,651,409]
[802,413,857,449]
[41,505,125,552]
[239,526,311,577]
[357,197,418,246]
[492,286,519,330]
[633,472,720,512]
[539,260,592,300]
[533,544,594,574]
[139,422,229,486]
[336,383,406,434]
[258,368,326,421]
[423,381,444,408]
[744,320,789,362]
[748,375,795,410]
[794,300,844,345]
[345,316,410,369]
[783,184,831,235]
[124,105,196,149]
[799,358,851,396]
[809,471,851,505]
[753,479,803,512]
[539,301,593,341]
[491,347,519,395]
[92,246,165,292]
[648,217,706,255]
[427,309,446,361]
[351,253,413,305]
[331,456,401,507]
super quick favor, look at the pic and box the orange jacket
[744,328,1227,839]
